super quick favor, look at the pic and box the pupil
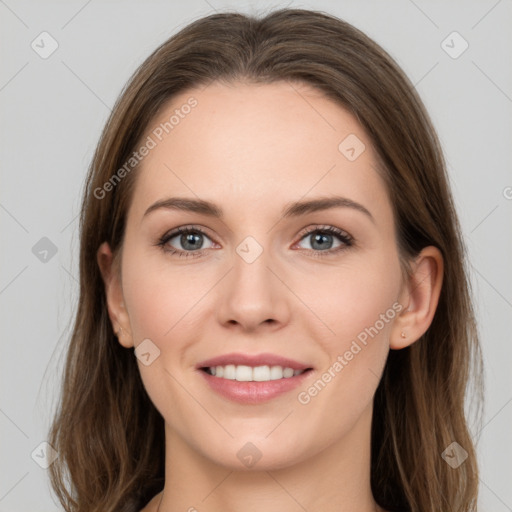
[178,232,333,251]
[311,233,332,250]
[182,233,202,250]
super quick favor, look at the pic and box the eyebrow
[142,195,375,223]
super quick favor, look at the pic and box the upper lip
[196,352,313,371]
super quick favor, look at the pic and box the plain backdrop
[1,1,511,510]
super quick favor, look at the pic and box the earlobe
[96,241,134,348]
[390,246,444,350]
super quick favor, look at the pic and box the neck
[155,403,381,512]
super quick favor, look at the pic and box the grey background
[1,0,511,510]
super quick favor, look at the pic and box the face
[104,80,407,470]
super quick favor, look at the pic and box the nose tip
[215,247,291,332]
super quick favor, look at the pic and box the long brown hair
[47,8,484,512]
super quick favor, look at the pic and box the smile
[196,352,314,404]
[202,364,307,381]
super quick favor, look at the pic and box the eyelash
[155,224,354,259]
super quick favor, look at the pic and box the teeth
[206,364,305,381]
[269,365,282,380]
[236,365,251,381]
[224,364,236,380]
[253,365,268,381]
[283,367,294,378]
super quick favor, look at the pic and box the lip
[198,367,314,404]
[196,352,314,405]
[196,352,312,371]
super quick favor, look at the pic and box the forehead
[127,80,389,222]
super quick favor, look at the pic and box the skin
[97,80,443,512]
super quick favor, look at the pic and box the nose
[215,243,291,332]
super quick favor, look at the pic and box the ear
[97,241,134,348]
[390,246,444,350]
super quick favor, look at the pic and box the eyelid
[295,224,353,241]
[159,225,217,249]
[162,224,215,238]
[291,224,354,253]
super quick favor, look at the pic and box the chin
[200,436,313,472]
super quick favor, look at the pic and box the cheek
[122,249,205,341]
[121,252,201,417]
[293,256,401,425]
[298,249,402,362]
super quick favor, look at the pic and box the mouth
[200,365,312,381]
[195,353,314,404]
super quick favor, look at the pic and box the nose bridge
[234,236,273,292]
[215,233,290,329]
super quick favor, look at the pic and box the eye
[156,226,216,258]
[294,225,353,256]
[156,224,354,259]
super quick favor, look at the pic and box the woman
[48,8,484,512]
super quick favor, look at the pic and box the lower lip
[198,369,313,404]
